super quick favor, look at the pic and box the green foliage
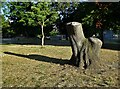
[55,2,79,34]
[31,2,58,26]
[2,2,120,39]
[2,2,58,37]
[69,2,120,39]
[1,14,13,37]
[49,29,59,36]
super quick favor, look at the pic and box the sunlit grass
[1,44,119,87]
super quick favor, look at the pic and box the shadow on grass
[4,52,70,65]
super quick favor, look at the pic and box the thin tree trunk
[41,24,45,46]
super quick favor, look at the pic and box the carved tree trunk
[66,22,102,69]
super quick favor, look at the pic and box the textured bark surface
[66,22,102,69]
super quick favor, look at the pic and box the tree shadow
[4,52,70,65]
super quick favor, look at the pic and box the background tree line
[2,2,120,43]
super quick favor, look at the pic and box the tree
[72,2,120,43]
[52,2,79,36]
[65,2,120,68]
[1,15,12,38]
[3,2,58,45]
[3,2,37,37]
[1,2,14,38]
[31,2,58,46]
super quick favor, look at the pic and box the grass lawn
[1,44,120,87]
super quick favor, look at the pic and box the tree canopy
[2,2,58,37]
[2,2,120,43]
[64,2,120,41]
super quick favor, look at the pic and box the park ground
[1,39,120,87]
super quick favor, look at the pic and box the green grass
[1,44,119,87]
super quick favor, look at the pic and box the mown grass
[1,44,120,87]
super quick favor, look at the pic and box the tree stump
[66,22,102,69]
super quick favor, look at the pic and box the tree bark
[41,24,45,46]
[66,22,102,69]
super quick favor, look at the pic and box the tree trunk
[66,22,102,69]
[41,24,45,46]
